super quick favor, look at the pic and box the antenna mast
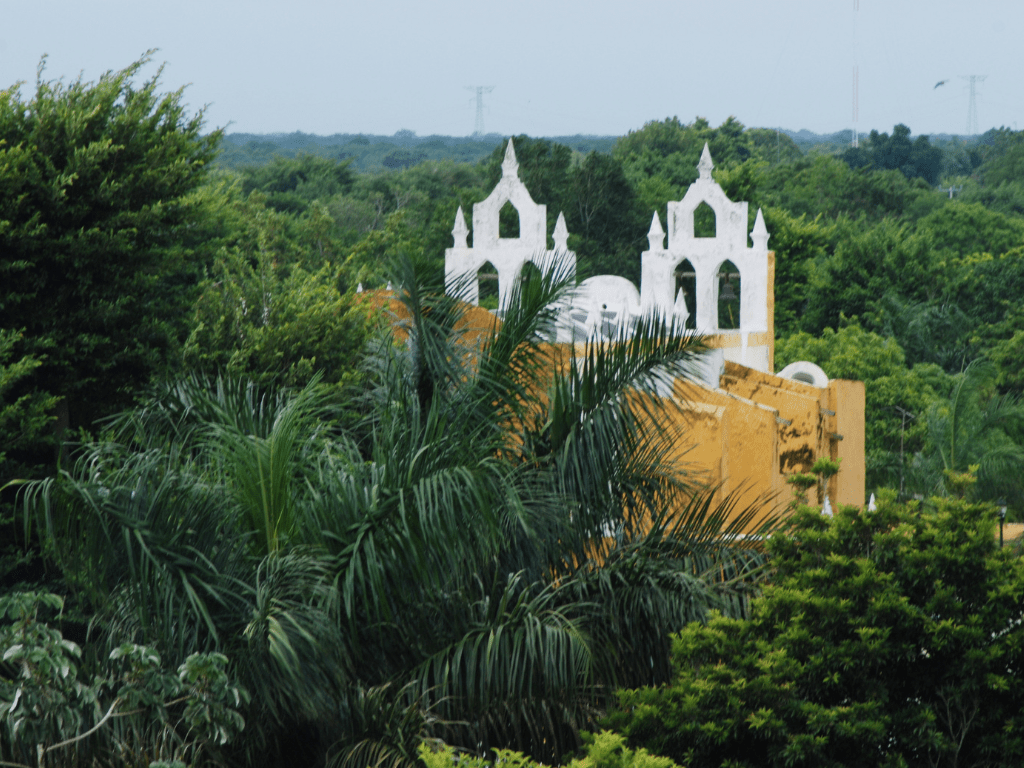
[851,0,859,148]
[960,75,986,135]
[465,86,495,137]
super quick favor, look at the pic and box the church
[442,139,865,518]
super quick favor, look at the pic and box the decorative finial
[553,211,569,251]
[647,212,665,250]
[751,207,770,251]
[822,495,833,517]
[697,142,714,180]
[868,493,877,511]
[452,206,469,248]
[501,138,519,177]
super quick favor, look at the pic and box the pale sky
[2,0,1021,139]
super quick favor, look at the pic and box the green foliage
[341,210,425,289]
[802,219,938,333]
[841,124,944,185]
[0,330,56,478]
[614,117,752,190]
[0,591,94,753]
[776,324,949,493]
[566,151,645,281]
[976,127,1024,187]
[237,153,356,213]
[809,457,840,478]
[743,128,803,166]
[0,592,247,767]
[911,362,1024,504]
[918,201,1024,267]
[0,54,220,445]
[24,261,781,766]
[605,493,1024,768]
[418,730,682,768]
[215,131,508,174]
[182,190,374,394]
[758,207,832,334]
[755,155,936,224]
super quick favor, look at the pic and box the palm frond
[409,572,592,760]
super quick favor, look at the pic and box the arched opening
[717,260,741,330]
[694,200,716,238]
[477,260,499,310]
[498,200,520,239]
[673,259,697,329]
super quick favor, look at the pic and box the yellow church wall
[715,361,866,508]
[669,401,727,488]
[829,378,866,507]
[371,291,866,528]
[671,379,785,525]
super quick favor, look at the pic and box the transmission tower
[851,0,859,148]
[852,64,859,147]
[465,86,494,137]
[961,75,986,135]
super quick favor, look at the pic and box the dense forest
[213,115,1024,506]
[2,59,1023,768]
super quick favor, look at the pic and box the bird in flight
[934,80,949,89]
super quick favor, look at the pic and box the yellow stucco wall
[829,379,866,506]
[372,291,868,528]
[671,379,786,523]
[711,360,866,511]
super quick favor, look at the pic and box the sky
[2,0,1021,140]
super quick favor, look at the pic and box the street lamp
[998,498,1007,548]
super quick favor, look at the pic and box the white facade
[444,139,575,312]
[443,139,775,375]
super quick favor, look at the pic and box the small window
[499,200,520,239]
[673,259,697,329]
[717,261,740,330]
[694,201,716,238]
[477,261,499,309]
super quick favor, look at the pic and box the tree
[22,261,780,766]
[566,151,644,282]
[182,189,374,398]
[0,331,58,590]
[605,493,1024,768]
[743,128,803,166]
[800,217,943,334]
[842,124,944,185]
[754,207,832,335]
[613,117,752,191]
[775,324,949,495]
[0,331,56,483]
[238,153,356,214]
[755,155,933,223]
[910,362,1024,503]
[917,201,1024,269]
[0,54,221,460]
[0,591,248,768]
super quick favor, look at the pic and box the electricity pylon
[960,75,987,136]
[465,86,494,137]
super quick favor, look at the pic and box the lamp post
[998,498,1007,548]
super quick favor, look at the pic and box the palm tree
[21,260,781,767]
[910,360,1024,501]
